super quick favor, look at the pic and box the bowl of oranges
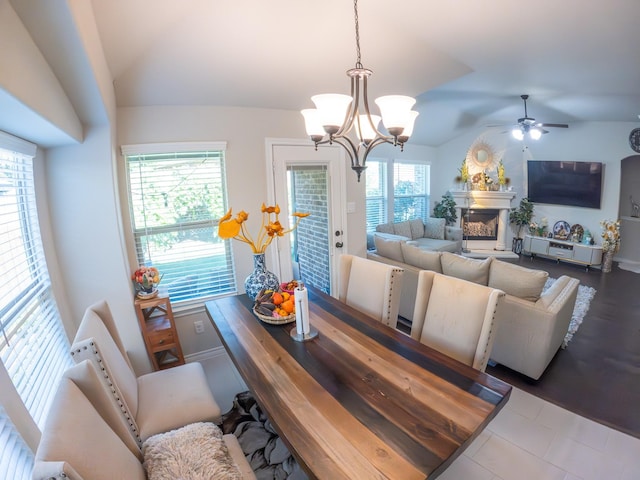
[252,287,296,325]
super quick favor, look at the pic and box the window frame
[365,158,431,232]
[121,142,236,309]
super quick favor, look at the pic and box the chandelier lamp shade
[301,0,419,181]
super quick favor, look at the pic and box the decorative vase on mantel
[244,253,280,300]
[602,250,614,273]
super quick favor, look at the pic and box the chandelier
[301,0,419,182]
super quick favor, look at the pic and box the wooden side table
[134,295,185,370]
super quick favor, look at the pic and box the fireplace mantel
[450,190,516,251]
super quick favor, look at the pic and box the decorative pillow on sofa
[401,243,442,272]
[373,234,405,262]
[376,223,395,234]
[488,260,549,302]
[409,219,425,240]
[440,252,492,285]
[393,221,413,239]
[423,217,446,240]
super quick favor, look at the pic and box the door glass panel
[287,165,330,294]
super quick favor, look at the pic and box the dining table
[205,286,512,479]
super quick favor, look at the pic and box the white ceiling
[34,0,640,146]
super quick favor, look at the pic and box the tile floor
[198,354,640,480]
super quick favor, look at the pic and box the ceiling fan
[495,94,569,140]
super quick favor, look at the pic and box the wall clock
[629,128,640,153]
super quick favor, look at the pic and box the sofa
[367,247,580,380]
[367,217,463,253]
[33,360,255,480]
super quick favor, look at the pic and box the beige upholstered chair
[338,254,404,329]
[410,270,504,371]
[32,361,255,480]
[70,300,221,444]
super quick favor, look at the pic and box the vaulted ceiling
[12,0,640,147]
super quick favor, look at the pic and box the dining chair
[410,270,504,371]
[338,254,404,329]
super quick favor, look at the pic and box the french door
[266,140,346,296]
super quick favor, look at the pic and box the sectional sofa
[367,243,580,380]
[367,217,463,253]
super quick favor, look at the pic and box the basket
[252,307,295,325]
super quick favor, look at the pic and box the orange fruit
[281,299,294,314]
[272,292,283,305]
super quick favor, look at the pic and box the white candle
[295,283,310,335]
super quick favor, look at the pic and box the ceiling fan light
[529,128,542,140]
[374,95,417,135]
[511,127,524,141]
[355,114,381,142]
[311,94,353,134]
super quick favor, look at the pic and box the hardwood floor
[485,255,640,440]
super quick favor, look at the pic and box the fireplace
[461,209,499,240]
[450,191,516,252]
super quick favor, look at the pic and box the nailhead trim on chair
[71,342,142,447]
[478,294,503,370]
[385,268,404,326]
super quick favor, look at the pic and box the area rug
[221,391,308,480]
[543,278,596,348]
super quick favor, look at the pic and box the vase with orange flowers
[217,203,310,299]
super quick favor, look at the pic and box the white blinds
[123,143,236,304]
[0,405,33,480]
[393,160,430,222]
[365,159,387,233]
[0,135,72,479]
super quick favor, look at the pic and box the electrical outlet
[194,320,205,334]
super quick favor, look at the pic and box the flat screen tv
[527,161,603,209]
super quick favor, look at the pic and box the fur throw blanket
[143,422,242,480]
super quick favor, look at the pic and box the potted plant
[509,197,534,253]
[433,192,457,226]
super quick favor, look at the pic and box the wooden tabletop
[205,287,511,480]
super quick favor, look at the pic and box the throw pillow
[373,234,405,262]
[424,217,446,240]
[440,252,492,285]
[401,243,442,272]
[143,422,242,480]
[409,219,425,240]
[376,223,395,234]
[488,260,549,302]
[393,221,413,239]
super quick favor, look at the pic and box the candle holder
[289,327,319,342]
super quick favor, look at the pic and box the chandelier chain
[353,0,362,69]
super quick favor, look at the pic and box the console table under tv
[523,234,603,270]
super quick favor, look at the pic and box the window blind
[365,159,387,233]
[393,161,430,222]
[123,143,236,304]
[0,405,33,480]
[0,136,72,480]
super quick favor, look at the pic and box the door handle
[335,242,343,248]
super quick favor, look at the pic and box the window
[0,132,72,479]
[365,159,430,232]
[122,143,235,304]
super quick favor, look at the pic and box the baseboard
[184,346,227,364]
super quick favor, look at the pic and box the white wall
[433,122,635,247]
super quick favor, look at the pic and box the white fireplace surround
[450,190,516,252]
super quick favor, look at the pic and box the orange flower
[217,204,309,253]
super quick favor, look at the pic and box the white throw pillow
[393,221,413,239]
[374,234,405,262]
[401,243,442,272]
[488,260,548,302]
[409,219,425,240]
[424,217,446,240]
[376,223,395,234]
[440,252,492,285]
